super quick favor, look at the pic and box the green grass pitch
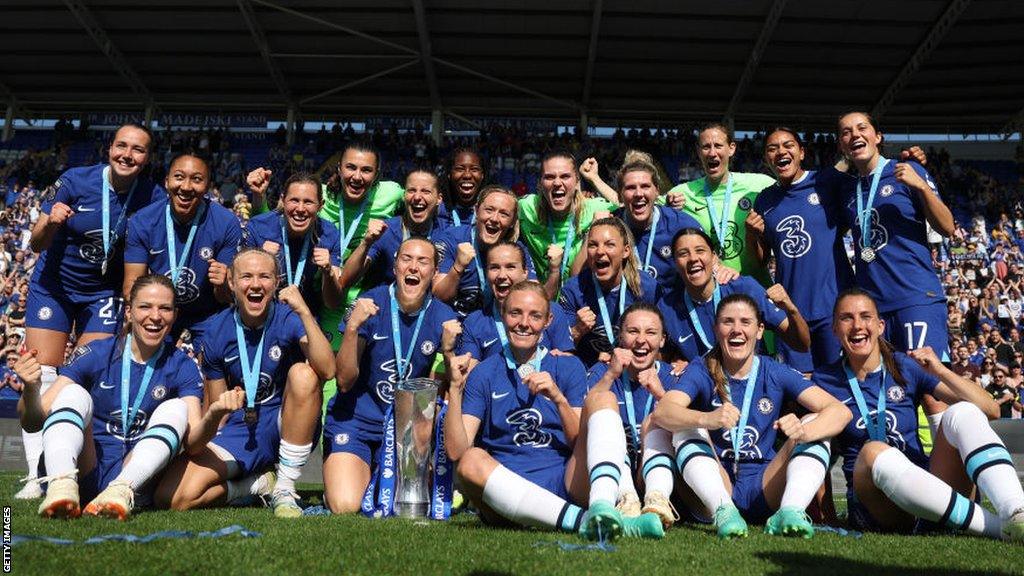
[4,472,1022,575]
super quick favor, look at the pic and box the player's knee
[939,400,983,435]
[325,487,363,514]
[856,440,891,470]
[456,447,493,488]
[286,363,322,397]
[583,389,617,413]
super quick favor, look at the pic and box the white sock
[641,426,674,498]
[41,383,93,478]
[926,411,944,439]
[780,440,830,510]
[114,398,188,490]
[872,446,1001,538]
[21,365,57,478]
[226,474,260,502]
[940,402,1024,519]
[673,428,731,513]
[586,408,625,506]
[617,455,637,499]
[275,440,312,494]
[482,464,583,532]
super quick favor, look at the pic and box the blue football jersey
[754,169,855,321]
[462,352,586,476]
[35,164,163,296]
[330,285,456,431]
[560,268,661,367]
[839,160,945,313]
[812,353,939,485]
[435,224,537,317]
[365,215,451,286]
[658,276,788,361]
[614,205,701,291]
[59,336,203,446]
[667,355,811,466]
[458,302,575,360]
[125,197,241,325]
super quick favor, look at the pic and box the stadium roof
[2,0,1023,133]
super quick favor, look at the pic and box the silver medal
[517,363,537,379]
[861,247,875,263]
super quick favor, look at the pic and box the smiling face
[404,172,440,226]
[715,300,763,367]
[838,112,883,171]
[621,169,657,225]
[164,156,209,220]
[127,283,176,350]
[586,224,630,286]
[502,288,551,355]
[619,309,665,372]
[540,156,578,217]
[108,126,151,183]
[229,251,278,321]
[450,151,484,206]
[394,239,436,303]
[673,232,717,291]
[486,244,528,302]
[832,293,885,362]
[474,191,517,245]
[698,127,735,181]
[282,181,321,236]
[338,149,379,203]
[764,130,805,183]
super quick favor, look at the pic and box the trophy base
[395,501,429,518]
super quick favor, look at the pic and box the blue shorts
[778,316,842,373]
[728,461,772,524]
[517,462,570,501]
[883,302,950,362]
[25,280,121,335]
[846,491,894,533]
[210,403,283,476]
[41,436,156,503]
[323,414,380,466]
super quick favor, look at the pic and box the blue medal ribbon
[233,309,268,414]
[451,207,475,228]
[430,398,453,520]
[683,283,721,352]
[492,301,510,352]
[703,176,733,254]
[361,404,397,518]
[842,361,888,442]
[548,215,575,279]
[339,195,370,255]
[725,356,760,475]
[855,157,889,254]
[101,166,139,273]
[619,362,656,450]
[635,206,661,271]
[388,284,431,382]
[470,228,491,305]
[280,217,312,287]
[164,202,206,286]
[120,334,163,444]
[591,272,627,347]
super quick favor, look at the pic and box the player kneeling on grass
[650,293,852,539]
[444,281,661,540]
[812,288,1024,542]
[16,275,234,520]
[580,303,678,531]
[154,248,335,518]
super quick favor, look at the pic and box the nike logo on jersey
[225,354,239,362]
[102,318,118,326]
[483,338,499,347]
[149,248,166,255]
[76,205,97,212]
[491,391,510,400]
[679,334,693,344]
[762,206,776,217]
[98,381,114,390]
[372,333,388,341]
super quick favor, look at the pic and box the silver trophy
[393,377,441,518]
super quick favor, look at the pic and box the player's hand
[766,283,795,311]
[703,402,741,430]
[261,240,280,256]
[348,298,379,328]
[670,359,688,376]
[207,259,229,286]
[713,264,740,285]
[575,306,596,336]
[312,247,332,270]
[774,413,807,443]
[441,319,463,353]
[12,349,42,393]
[665,191,686,209]
[455,242,477,269]
[594,210,612,221]
[908,346,942,374]
[894,162,929,193]
[638,365,666,399]
[899,146,927,166]
[246,167,272,196]
[47,202,74,227]
[523,371,565,405]
[210,386,246,416]
[580,157,599,182]
[607,347,634,378]
[448,353,473,394]
[546,244,564,274]
[745,210,765,237]
[363,219,387,246]
[278,285,311,316]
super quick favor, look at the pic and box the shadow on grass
[756,551,1018,576]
